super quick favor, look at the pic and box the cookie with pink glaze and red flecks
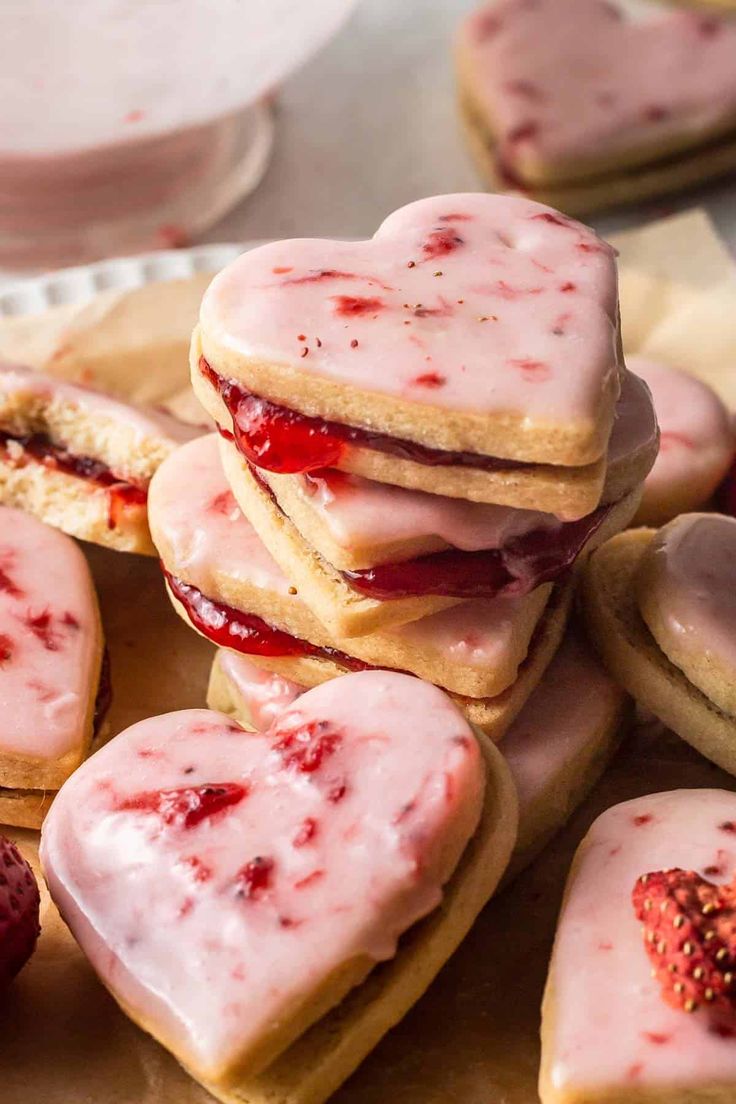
[456,0,736,215]
[40,671,517,1104]
[582,514,736,779]
[0,506,108,828]
[217,367,655,637]
[0,363,200,555]
[148,434,574,737]
[192,193,624,519]
[541,789,736,1104]
[628,356,733,526]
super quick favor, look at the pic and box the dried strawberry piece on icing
[116,782,248,829]
[272,720,342,774]
[633,868,736,1021]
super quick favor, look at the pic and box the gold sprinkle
[433,270,443,277]
[477,315,490,322]
[288,586,297,595]
[457,298,464,304]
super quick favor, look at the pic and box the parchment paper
[0,209,734,1104]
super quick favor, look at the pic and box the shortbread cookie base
[191,336,606,519]
[219,440,459,637]
[0,787,55,830]
[0,453,155,554]
[581,529,736,778]
[192,735,518,1104]
[459,84,736,217]
[206,578,574,740]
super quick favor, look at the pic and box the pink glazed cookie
[628,357,733,526]
[0,363,199,554]
[193,193,623,517]
[0,506,105,817]
[208,626,627,875]
[457,0,736,214]
[541,789,736,1104]
[41,672,518,1100]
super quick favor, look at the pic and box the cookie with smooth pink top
[629,357,733,526]
[457,0,736,215]
[209,625,628,878]
[0,363,199,554]
[148,434,573,732]
[0,506,106,824]
[541,789,736,1104]
[219,368,654,636]
[193,193,623,518]
[41,674,518,1102]
[581,515,736,777]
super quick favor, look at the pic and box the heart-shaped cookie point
[195,192,621,479]
[634,868,736,1024]
[40,672,490,1086]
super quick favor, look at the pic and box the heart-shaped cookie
[457,0,736,213]
[193,193,621,515]
[541,790,736,1104]
[0,505,104,794]
[40,671,517,1097]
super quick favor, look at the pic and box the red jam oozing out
[0,431,147,515]
[117,782,248,829]
[164,569,374,672]
[200,358,529,476]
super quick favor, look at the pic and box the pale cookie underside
[581,529,736,778]
[193,737,518,1104]
[459,82,736,217]
[206,577,574,740]
[191,339,607,519]
[0,454,154,555]
[0,787,55,830]
[219,439,459,637]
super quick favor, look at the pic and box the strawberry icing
[0,506,99,760]
[149,434,550,674]
[629,357,733,519]
[41,673,485,1080]
[459,0,736,174]
[638,513,736,693]
[200,194,620,444]
[544,790,736,1096]
[217,652,304,730]
[264,370,655,557]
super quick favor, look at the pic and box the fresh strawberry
[0,836,40,986]
[633,868,736,1021]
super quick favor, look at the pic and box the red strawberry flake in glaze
[504,79,544,101]
[184,856,213,883]
[507,121,540,144]
[331,295,385,316]
[633,868,736,1021]
[698,17,723,38]
[62,611,80,629]
[208,490,237,515]
[721,822,736,834]
[293,817,318,847]
[474,11,502,40]
[645,105,670,123]
[0,634,12,663]
[272,266,293,275]
[0,563,22,598]
[273,720,342,774]
[509,358,551,382]
[533,212,573,229]
[633,814,653,827]
[420,228,465,260]
[279,269,393,291]
[235,856,274,899]
[23,609,61,651]
[560,281,576,293]
[495,280,543,299]
[117,783,248,829]
[643,1031,671,1045]
[413,372,447,388]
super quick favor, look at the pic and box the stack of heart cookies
[150,191,657,741]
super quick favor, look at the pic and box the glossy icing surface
[547,789,736,1093]
[269,369,654,553]
[640,513,736,688]
[151,433,550,669]
[201,193,620,427]
[0,506,99,759]
[0,363,198,449]
[41,674,484,1078]
[460,0,736,170]
[217,651,304,730]
[630,356,733,512]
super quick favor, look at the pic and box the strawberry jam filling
[0,430,147,524]
[249,461,612,599]
[164,570,373,672]
[200,357,531,475]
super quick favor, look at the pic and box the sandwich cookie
[0,363,199,554]
[0,506,108,827]
[582,514,736,776]
[149,435,573,736]
[41,672,518,1104]
[209,624,628,876]
[541,789,736,1104]
[457,0,736,214]
[193,192,623,518]
[628,357,733,526]
[220,369,655,636]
